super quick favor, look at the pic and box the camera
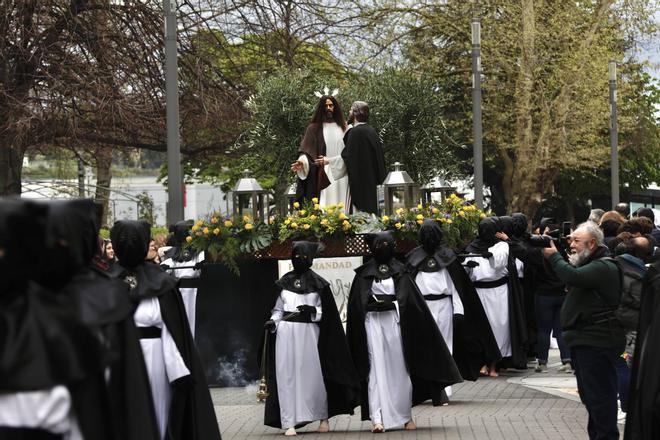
[529,220,572,249]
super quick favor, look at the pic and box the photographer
[523,218,571,373]
[543,222,624,440]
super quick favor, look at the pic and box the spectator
[624,257,660,439]
[615,202,630,219]
[101,238,117,268]
[633,207,660,245]
[543,222,625,440]
[588,209,605,224]
[617,217,654,237]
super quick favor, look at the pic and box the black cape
[262,269,361,428]
[295,123,331,204]
[341,124,386,214]
[503,242,529,369]
[118,262,222,440]
[0,282,110,440]
[625,260,660,440]
[405,246,502,380]
[63,265,160,440]
[346,259,462,419]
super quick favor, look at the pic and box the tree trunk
[95,146,113,227]
[0,145,25,196]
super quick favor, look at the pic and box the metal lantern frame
[420,183,458,205]
[381,162,420,215]
[232,170,269,223]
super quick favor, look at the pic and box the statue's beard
[568,248,592,267]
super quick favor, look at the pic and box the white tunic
[161,250,204,337]
[415,269,464,396]
[270,289,327,429]
[365,278,412,429]
[0,386,83,439]
[464,241,511,357]
[297,122,349,207]
[134,297,191,440]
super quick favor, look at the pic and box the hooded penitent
[511,213,529,240]
[166,220,197,263]
[40,202,160,440]
[0,198,107,439]
[346,231,462,421]
[109,219,221,440]
[262,241,360,429]
[404,220,501,380]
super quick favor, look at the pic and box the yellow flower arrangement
[244,223,254,230]
[224,220,233,228]
[213,228,221,236]
[293,202,300,209]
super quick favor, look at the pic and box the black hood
[110,220,151,269]
[365,231,396,264]
[511,213,528,239]
[499,216,515,236]
[465,217,499,253]
[291,240,324,274]
[37,199,103,291]
[0,198,49,299]
[167,220,197,262]
[419,219,444,255]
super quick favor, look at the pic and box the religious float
[186,167,486,387]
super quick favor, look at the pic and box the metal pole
[164,0,184,225]
[77,157,85,197]
[471,16,484,210]
[609,60,619,208]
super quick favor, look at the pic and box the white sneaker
[557,363,573,373]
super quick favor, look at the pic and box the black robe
[341,124,386,214]
[262,269,361,428]
[64,265,160,440]
[119,262,222,440]
[295,123,331,203]
[624,260,660,440]
[346,259,462,419]
[405,246,502,381]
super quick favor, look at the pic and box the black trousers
[571,345,620,440]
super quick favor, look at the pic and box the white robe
[464,241,511,357]
[365,277,412,429]
[270,289,327,429]
[0,386,83,440]
[134,297,191,440]
[297,122,349,207]
[161,250,204,337]
[415,269,464,397]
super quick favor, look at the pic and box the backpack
[609,256,646,331]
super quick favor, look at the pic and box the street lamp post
[164,0,184,225]
[609,60,619,208]
[471,16,484,210]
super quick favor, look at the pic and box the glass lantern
[232,170,269,223]
[381,162,420,215]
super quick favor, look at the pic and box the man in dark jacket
[544,221,624,440]
[341,101,386,215]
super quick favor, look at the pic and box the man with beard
[340,101,386,215]
[291,93,348,206]
[543,222,624,440]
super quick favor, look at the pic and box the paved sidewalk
[211,351,591,439]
